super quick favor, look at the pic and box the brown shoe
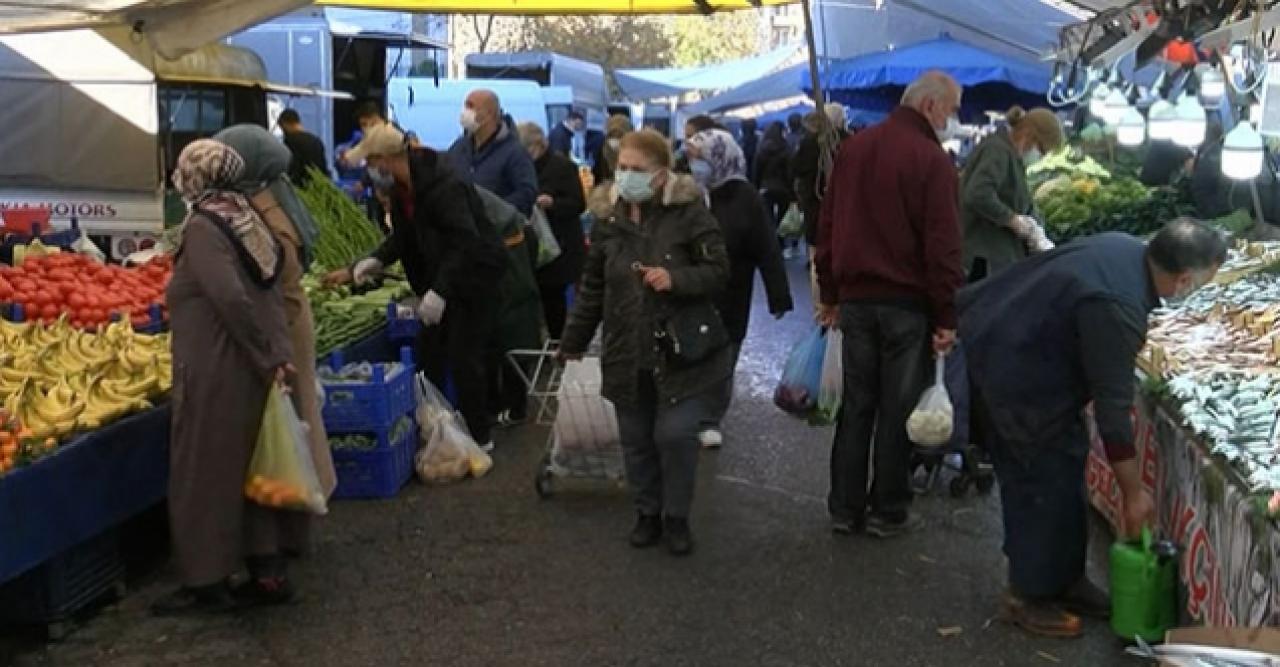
[998,590,1083,639]
[1059,578,1110,620]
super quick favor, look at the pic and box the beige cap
[344,122,407,165]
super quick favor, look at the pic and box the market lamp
[1102,88,1131,126]
[1222,121,1264,181]
[1147,99,1177,140]
[1089,83,1112,120]
[1172,94,1207,149]
[1116,106,1147,147]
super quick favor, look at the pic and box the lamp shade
[1222,121,1264,180]
[1102,88,1130,126]
[1089,83,1111,120]
[1199,67,1225,107]
[1172,94,1206,148]
[1148,99,1177,140]
[1116,106,1146,147]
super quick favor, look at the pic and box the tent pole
[801,0,824,108]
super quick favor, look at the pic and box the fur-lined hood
[587,172,705,221]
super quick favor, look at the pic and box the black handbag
[656,300,729,367]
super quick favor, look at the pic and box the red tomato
[88,308,104,323]
[67,293,86,308]
[40,304,58,319]
[13,279,35,294]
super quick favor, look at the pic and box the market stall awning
[682,63,809,116]
[807,34,1053,95]
[317,0,797,13]
[0,1,309,59]
[615,42,803,100]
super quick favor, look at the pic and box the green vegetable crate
[320,347,416,432]
[329,414,418,500]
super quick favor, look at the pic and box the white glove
[1009,214,1038,239]
[352,257,383,286]
[1022,219,1055,253]
[417,290,446,326]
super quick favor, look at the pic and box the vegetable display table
[1086,392,1280,626]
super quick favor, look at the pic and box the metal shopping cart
[507,340,626,499]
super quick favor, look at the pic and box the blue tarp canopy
[804,34,1055,122]
[464,50,607,109]
[615,42,801,101]
[682,63,808,117]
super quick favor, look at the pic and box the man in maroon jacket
[815,71,966,537]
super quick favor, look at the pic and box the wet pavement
[7,258,1139,666]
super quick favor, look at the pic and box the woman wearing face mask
[684,129,793,449]
[559,130,731,556]
[592,114,635,187]
[960,105,1064,281]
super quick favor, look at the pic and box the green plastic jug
[1110,527,1177,642]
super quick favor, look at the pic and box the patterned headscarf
[173,139,280,285]
[686,129,748,189]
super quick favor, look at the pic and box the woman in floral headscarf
[153,139,299,616]
[684,129,794,448]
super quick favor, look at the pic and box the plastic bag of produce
[810,328,843,426]
[773,326,827,416]
[778,204,804,239]
[553,358,621,454]
[906,356,954,448]
[245,385,329,515]
[530,206,562,268]
[413,373,492,484]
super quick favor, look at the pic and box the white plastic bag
[553,358,620,453]
[906,356,954,447]
[530,206,562,268]
[812,328,843,426]
[71,229,106,263]
[246,385,329,515]
[413,373,493,484]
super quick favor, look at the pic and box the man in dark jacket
[959,220,1225,638]
[327,124,508,451]
[816,71,966,538]
[548,109,583,158]
[277,109,328,186]
[739,118,760,182]
[447,89,539,217]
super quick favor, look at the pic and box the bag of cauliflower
[413,373,493,484]
[906,356,954,448]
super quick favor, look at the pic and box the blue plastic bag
[774,326,828,416]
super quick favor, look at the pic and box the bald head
[464,89,502,140]
[901,71,962,137]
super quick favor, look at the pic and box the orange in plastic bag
[244,385,328,515]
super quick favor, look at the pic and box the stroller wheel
[975,474,996,494]
[949,477,969,498]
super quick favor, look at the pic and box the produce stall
[1086,242,1280,626]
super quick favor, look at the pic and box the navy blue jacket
[447,115,539,217]
[958,233,1159,458]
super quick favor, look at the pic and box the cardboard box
[1160,627,1280,663]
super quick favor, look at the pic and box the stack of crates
[321,346,419,499]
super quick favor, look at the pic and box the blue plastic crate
[386,302,421,344]
[321,346,415,432]
[330,413,419,499]
[0,527,124,628]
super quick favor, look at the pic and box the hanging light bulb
[1199,66,1226,108]
[1116,107,1147,147]
[1147,99,1177,141]
[1102,88,1131,126]
[1172,94,1207,148]
[1222,121,1264,180]
[1089,83,1112,120]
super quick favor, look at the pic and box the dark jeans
[615,371,722,518]
[703,341,743,429]
[417,294,496,445]
[539,281,571,341]
[828,302,930,524]
[976,392,1089,599]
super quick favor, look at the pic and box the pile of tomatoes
[0,253,172,329]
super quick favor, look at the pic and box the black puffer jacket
[533,150,587,287]
[561,174,732,407]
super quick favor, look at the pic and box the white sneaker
[479,440,495,453]
[782,248,795,260]
[698,429,723,449]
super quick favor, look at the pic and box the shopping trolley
[507,340,626,499]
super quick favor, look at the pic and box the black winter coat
[708,179,793,342]
[534,151,587,287]
[754,140,792,197]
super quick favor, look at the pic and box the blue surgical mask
[368,166,396,191]
[689,159,713,187]
[615,169,657,203]
[1023,148,1043,165]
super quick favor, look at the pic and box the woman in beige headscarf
[154,139,303,616]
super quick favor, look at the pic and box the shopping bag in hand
[245,385,329,515]
[413,373,492,484]
[906,356,954,447]
[778,204,804,239]
[773,326,827,416]
[810,328,843,426]
[530,207,562,268]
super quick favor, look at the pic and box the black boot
[150,583,235,617]
[665,516,694,556]
[629,513,663,548]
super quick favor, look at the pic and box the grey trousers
[616,371,722,518]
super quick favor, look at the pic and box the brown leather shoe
[998,590,1083,639]
[1059,578,1111,620]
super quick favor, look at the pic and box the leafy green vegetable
[295,167,386,272]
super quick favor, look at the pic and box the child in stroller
[911,340,995,497]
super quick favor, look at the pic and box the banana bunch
[0,316,172,442]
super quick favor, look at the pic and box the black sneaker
[866,512,923,538]
[629,513,663,548]
[665,516,694,556]
[831,516,865,535]
[150,584,235,617]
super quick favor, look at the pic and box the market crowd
[160,73,1229,642]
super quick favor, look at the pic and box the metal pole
[1251,180,1267,226]
[801,0,824,108]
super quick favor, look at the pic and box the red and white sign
[0,189,162,233]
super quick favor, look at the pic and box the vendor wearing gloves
[959,219,1226,638]
[324,124,508,451]
[960,106,1063,281]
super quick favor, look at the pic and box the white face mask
[1023,147,1043,165]
[935,115,961,143]
[368,166,396,191]
[460,108,480,133]
[608,137,622,150]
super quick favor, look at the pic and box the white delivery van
[464,51,609,131]
[387,78,551,151]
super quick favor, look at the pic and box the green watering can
[1110,527,1178,643]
